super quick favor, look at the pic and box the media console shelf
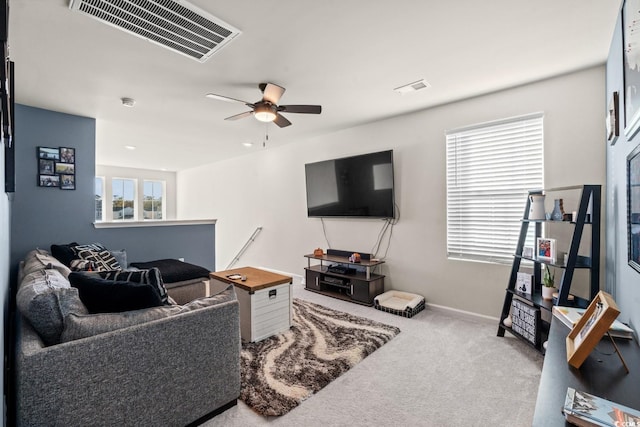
[304,249,385,306]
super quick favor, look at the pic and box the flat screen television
[305,150,395,218]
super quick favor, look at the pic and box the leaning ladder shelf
[496,185,601,353]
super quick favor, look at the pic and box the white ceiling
[10,0,621,171]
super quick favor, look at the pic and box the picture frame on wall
[38,174,59,187]
[36,146,77,190]
[607,91,619,145]
[60,174,75,190]
[37,146,59,161]
[623,0,640,140]
[628,143,640,273]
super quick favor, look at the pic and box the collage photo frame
[37,146,76,190]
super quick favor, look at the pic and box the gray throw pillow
[16,269,88,345]
[21,248,72,278]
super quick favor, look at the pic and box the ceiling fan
[205,82,322,128]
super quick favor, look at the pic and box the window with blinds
[446,113,544,264]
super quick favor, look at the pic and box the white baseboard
[427,302,499,325]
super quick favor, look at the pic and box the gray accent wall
[10,104,216,272]
[605,11,640,335]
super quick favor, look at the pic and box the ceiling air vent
[393,79,431,95]
[68,0,241,62]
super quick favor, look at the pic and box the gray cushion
[22,248,71,278]
[17,269,88,345]
[60,285,236,342]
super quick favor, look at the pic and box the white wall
[177,67,605,317]
[96,165,177,220]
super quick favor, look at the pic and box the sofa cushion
[50,242,79,267]
[22,248,72,278]
[16,269,88,345]
[68,272,164,313]
[109,249,128,269]
[60,285,236,342]
[129,258,210,283]
[96,268,169,305]
[73,243,121,272]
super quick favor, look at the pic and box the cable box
[327,264,355,275]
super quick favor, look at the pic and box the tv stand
[304,250,385,306]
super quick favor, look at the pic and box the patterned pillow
[97,268,169,305]
[73,243,121,272]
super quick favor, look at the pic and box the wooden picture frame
[566,291,621,369]
[536,237,556,261]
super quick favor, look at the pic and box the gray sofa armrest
[16,297,240,427]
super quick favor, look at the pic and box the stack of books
[563,387,640,426]
[552,306,635,339]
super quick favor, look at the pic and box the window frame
[111,177,138,221]
[143,179,165,220]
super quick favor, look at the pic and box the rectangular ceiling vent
[393,79,431,95]
[69,0,241,62]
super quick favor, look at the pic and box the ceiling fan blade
[278,105,322,114]
[225,111,254,121]
[273,113,292,128]
[206,93,253,107]
[262,83,286,105]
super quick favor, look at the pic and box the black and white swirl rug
[240,298,401,416]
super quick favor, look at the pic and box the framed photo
[566,291,621,369]
[55,162,75,175]
[536,237,556,261]
[628,143,640,273]
[516,272,532,295]
[606,91,619,145]
[60,147,75,163]
[38,174,59,187]
[36,145,77,190]
[38,159,55,175]
[623,0,640,140]
[60,174,75,190]
[37,146,59,161]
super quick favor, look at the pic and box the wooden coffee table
[210,267,293,342]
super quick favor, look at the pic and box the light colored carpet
[203,283,543,427]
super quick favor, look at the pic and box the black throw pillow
[68,272,164,313]
[51,242,79,267]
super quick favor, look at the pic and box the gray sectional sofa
[14,249,241,426]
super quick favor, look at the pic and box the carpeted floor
[203,283,544,427]
[240,298,400,416]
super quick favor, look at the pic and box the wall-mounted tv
[305,150,395,218]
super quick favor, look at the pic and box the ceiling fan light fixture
[254,104,277,122]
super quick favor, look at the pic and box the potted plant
[542,265,556,300]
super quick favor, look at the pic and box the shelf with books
[497,184,601,354]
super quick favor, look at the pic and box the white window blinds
[446,113,544,264]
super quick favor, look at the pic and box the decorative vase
[551,198,564,221]
[542,286,555,300]
[528,194,546,220]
